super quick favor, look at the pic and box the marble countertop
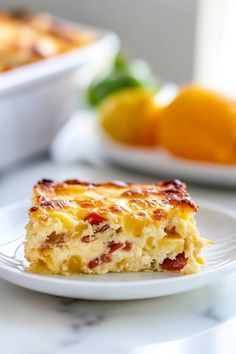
[1,274,236,354]
[0,159,236,354]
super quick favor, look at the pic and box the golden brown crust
[29,200,76,213]
[30,178,198,216]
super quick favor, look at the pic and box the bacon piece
[40,232,66,250]
[123,241,132,251]
[108,241,124,253]
[84,212,107,225]
[160,252,188,271]
[88,254,112,269]
[108,240,132,253]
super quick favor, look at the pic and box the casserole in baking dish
[0,11,119,170]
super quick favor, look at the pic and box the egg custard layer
[25,179,210,275]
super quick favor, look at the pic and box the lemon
[99,88,161,146]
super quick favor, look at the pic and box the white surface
[0,200,236,300]
[0,160,236,353]
[51,111,102,165]
[0,21,119,171]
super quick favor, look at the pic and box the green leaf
[87,71,142,106]
[86,51,160,107]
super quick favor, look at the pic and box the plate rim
[100,135,236,188]
[101,134,236,171]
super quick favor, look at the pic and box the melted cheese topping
[31,178,197,215]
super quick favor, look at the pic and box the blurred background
[1,0,197,84]
[1,0,235,92]
[1,0,236,202]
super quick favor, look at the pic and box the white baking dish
[0,18,119,171]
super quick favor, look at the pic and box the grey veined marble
[0,274,236,354]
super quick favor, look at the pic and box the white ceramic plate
[0,200,236,300]
[101,138,236,187]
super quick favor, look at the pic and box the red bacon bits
[108,240,132,253]
[88,240,133,269]
[40,232,66,250]
[123,241,132,251]
[81,235,96,243]
[108,241,124,253]
[160,252,188,271]
[88,254,112,269]
[84,212,107,225]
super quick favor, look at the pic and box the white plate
[0,200,236,300]
[101,138,236,187]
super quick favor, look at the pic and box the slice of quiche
[25,179,210,275]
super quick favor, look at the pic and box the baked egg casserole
[0,11,93,73]
[25,179,210,275]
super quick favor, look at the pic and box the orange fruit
[159,85,236,164]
